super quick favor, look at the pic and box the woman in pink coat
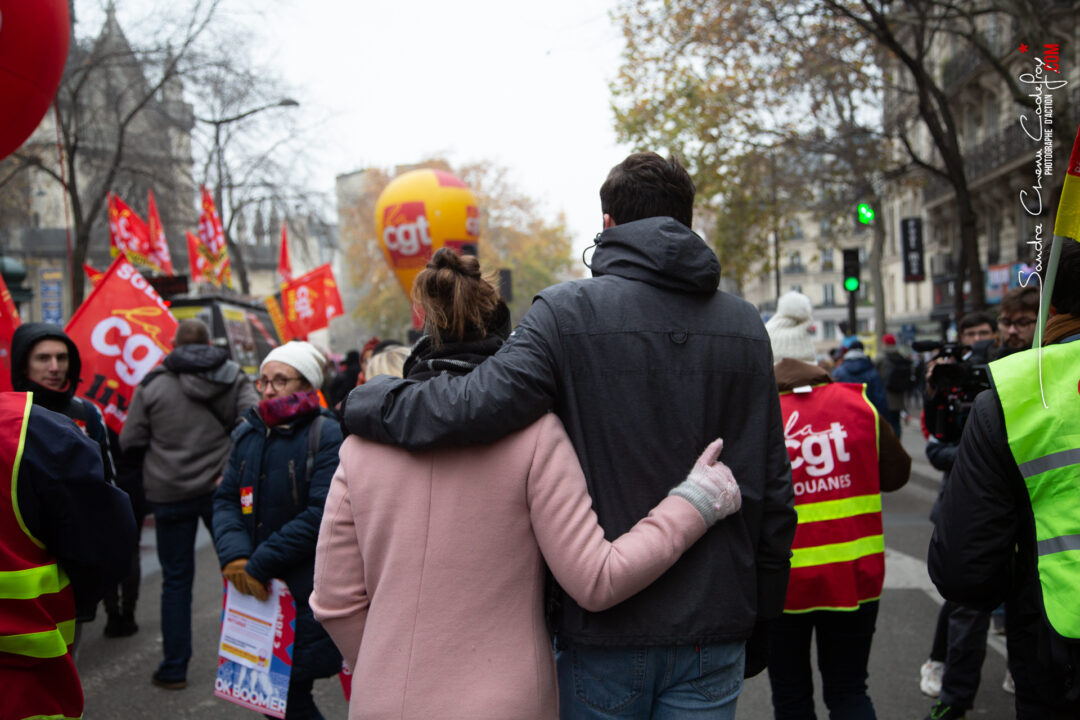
[312,249,741,720]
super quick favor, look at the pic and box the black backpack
[884,353,915,393]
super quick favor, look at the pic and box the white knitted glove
[669,438,742,526]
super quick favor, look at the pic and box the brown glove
[223,558,249,593]
[245,572,270,602]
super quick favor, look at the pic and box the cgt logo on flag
[66,255,178,432]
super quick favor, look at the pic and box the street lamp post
[199,98,299,294]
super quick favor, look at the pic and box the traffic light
[842,249,861,293]
[857,203,875,225]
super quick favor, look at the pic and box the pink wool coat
[311,413,708,720]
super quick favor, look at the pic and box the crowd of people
[2,152,1078,720]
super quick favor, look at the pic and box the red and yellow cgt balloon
[375,169,481,305]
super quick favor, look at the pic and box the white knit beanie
[765,292,817,363]
[260,341,326,389]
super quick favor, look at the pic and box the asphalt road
[76,421,1018,719]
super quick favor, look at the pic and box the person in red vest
[0,392,136,719]
[765,292,911,718]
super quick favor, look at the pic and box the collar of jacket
[774,358,831,392]
[590,216,720,293]
[404,333,504,381]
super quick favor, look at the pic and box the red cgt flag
[65,255,178,433]
[280,264,344,338]
[278,221,293,283]
[147,189,176,276]
[108,192,154,267]
[0,272,22,392]
[187,230,217,284]
[198,186,232,288]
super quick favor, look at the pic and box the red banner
[83,263,104,287]
[278,221,292,283]
[65,255,178,433]
[280,264,344,338]
[198,186,232,288]
[187,231,216,284]
[0,273,21,392]
[108,192,155,267]
[147,189,176,275]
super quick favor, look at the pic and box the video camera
[912,339,993,443]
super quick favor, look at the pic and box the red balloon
[0,0,70,160]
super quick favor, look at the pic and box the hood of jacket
[774,358,831,392]
[840,353,873,375]
[158,344,244,402]
[10,323,82,408]
[590,217,720,293]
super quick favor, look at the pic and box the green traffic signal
[857,203,875,225]
[844,276,860,292]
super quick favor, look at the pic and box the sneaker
[920,659,945,697]
[1003,668,1015,694]
[151,670,187,690]
[925,701,966,720]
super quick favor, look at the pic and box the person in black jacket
[10,323,120,632]
[343,152,796,719]
[214,341,343,719]
[929,242,1080,720]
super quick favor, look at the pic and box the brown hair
[599,152,696,228]
[999,286,1039,316]
[411,248,501,346]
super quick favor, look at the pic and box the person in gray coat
[120,319,258,690]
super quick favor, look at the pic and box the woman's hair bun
[428,247,480,278]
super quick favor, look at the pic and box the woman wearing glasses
[213,341,343,719]
[311,249,742,719]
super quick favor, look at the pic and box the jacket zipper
[289,459,298,507]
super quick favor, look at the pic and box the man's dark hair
[958,311,997,334]
[599,152,695,228]
[999,286,1039,316]
[1050,238,1080,315]
[174,319,211,346]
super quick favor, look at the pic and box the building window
[823,320,837,340]
[785,251,804,274]
[823,283,835,306]
[821,248,834,271]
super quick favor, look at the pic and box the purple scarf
[257,390,321,427]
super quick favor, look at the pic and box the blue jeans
[152,492,214,681]
[767,601,879,720]
[555,639,744,719]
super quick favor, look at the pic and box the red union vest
[0,392,83,720]
[780,382,884,613]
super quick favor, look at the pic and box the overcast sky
[83,0,632,260]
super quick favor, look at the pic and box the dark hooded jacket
[120,344,258,503]
[10,323,114,486]
[831,351,888,415]
[344,216,797,646]
[213,404,343,682]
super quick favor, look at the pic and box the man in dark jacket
[0,392,136,720]
[343,152,796,718]
[929,239,1080,720]
[832,340,888,416]
[10,323,119,629]
[10,323,114,484]
[120,319,258,690]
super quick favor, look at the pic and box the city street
[76,423,1017,719]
